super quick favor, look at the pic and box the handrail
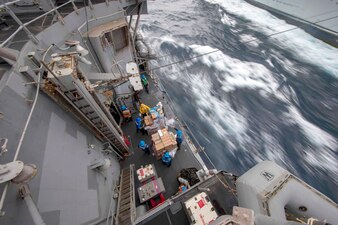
[0,27,23,47]
[23,0,73,27]
[0,0,21,9]
[0,0,74,48]
[77,10,125,32]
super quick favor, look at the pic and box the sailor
[141,73,149,94]
[162,151,172,167]
[135,117,146,135]
[139,103,150,117]
[138,140,150,155]
[121,105,132,122]
[121,105,127,111]
[175,128,183,150]
[133,91,140,102]
[178,184,188,193]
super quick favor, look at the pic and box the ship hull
[246,0,338,47]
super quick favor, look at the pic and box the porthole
[299,206,307,212]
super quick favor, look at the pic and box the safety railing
[0,0,100,48]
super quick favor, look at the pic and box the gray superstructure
[248,0,338,34]
[0,1,337,225]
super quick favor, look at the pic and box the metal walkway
[116,165,136,225]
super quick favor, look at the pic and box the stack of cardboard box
[151,128,177,159]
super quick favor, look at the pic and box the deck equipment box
[184,192,218,225]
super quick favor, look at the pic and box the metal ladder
[116,165,136,225]
[60,78,129,157]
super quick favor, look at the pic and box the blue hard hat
[121,105,127,111]
[139,140,145,148]
[136,117,142,123]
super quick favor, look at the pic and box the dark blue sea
[140,0,338,202]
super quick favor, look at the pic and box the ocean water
[140,0,338,202]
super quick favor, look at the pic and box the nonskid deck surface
[120,75,203,204]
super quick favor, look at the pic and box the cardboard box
[144,116,153,126]
[151,133,160,142]
[154,142,165,150]
[161,136,171,143]
[162,137,173,145]
[166,145,177,151]
[154,139,162,146]
[151,113,157,119]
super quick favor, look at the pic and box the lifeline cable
[148,14,338,71]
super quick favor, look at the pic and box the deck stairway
[41,56,130,158]
[116,165,136,225]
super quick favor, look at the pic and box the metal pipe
[24,195,46,225]
[88,0,94,10]
[71,0,79,14]
[0,47,17,61]
[0,184,8,217]
[47,0,64,24]
[4,5,39,44]
[24,0,73,26]
[128,15,133,28]
[0,0,74,48]
[133,2,143,42]
[0,27,23,47]
[77,10,125,32]
[24,81,47,86]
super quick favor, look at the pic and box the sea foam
[205,0,338,77]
